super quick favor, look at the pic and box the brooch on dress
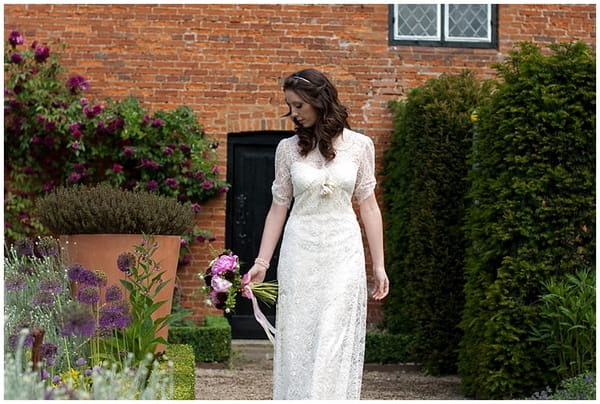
[320,178,335,197]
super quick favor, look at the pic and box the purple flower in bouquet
[211,253,238,276]
[211,275,233,293]
[60,303,96,337]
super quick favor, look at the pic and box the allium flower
[9,31,24,46]
[76,357,87,367]
[41,342,58,360]
[60,303,96,337]
[99,301,132,330]
[66,75,89,93]
[5,273,27,292]
[78,269,99,286]
[117,252,136,274]
[105,285,123,302]
[40,276,63,294]
[14,237,34,257]
[166,177,179,189]
[77,286,100,305]
[34,237,59,257]
[11,52,23,64]
[34,45,50,63]
[33,291,56,307]
[94,270,108,288]
[41,369,50,380]
[67,264,85,281]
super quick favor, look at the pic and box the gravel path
[195,341,466,400]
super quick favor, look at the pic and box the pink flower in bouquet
[211,254,238,275]
[211,275,232,293]
[242,273,253,299]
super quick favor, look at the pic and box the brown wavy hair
[283,69,350,161]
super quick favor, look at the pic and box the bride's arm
[359,193,389,300]
[246,202,289,283]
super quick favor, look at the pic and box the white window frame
[389,4,498,49]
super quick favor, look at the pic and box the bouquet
[201,250,277,343]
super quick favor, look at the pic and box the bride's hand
[246,264,267,284]
[371,267,389,300]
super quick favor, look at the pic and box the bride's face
[285,89,318,128]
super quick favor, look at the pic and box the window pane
[446,4,490,41]
[395,4,440,40]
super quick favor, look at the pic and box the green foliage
[530,372,596,400]
[458,42,595,399]
[364,332,416,364]
[529,269,595,380]
[37,184,194,235]
[162,344,196,400]
[4,31,228,245]
[168,315,232,362]
[382,71,492,375]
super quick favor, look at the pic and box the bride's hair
[283,69,350,161]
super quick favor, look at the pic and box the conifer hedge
[382,71,492,375]
[458,42,595,398]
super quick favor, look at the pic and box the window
[389,4,498,48]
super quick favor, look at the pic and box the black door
[226,131,293,339]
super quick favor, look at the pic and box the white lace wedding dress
[271,128,376,400]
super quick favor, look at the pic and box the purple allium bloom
[5,273,27,292]
[60,303,96,337]
[34,45,50,63]
[66,75,89,93]
[117,252,136,274]
[84,369,93,377]
[151,118,163,128]
[41,369,50,380]
[76,357,87,367]
[99,301,132,330]
[9,31,24,46]
[94,270,108,288]
[67,264,85,281]
[39,277,63,294]
[41,342,58,360]
[166,177,179,189]
[14,237,34,257]
[9,332,33,350]
[146,179,158,191]
[78,269,98,286]
[33,291,56,307]
[105,285,123,302]
[53,375,61,384]
[11,52,23,64]
[202,180,214,190]
[77,286,100,305]
[34,237,59,257]
[123,147,134,157]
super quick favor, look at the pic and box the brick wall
[5,4,596,326]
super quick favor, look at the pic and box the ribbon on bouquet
[248,292,276,345]
[241,279,276,345]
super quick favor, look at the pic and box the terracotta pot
[59,234,181,347]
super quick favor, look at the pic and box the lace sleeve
[271,138,294,207]
[353,135,376,203]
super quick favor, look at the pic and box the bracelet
[254,257,270,270]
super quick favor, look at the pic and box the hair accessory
[293,75,313,85]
